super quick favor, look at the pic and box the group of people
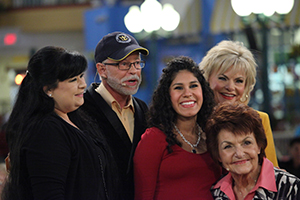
[2,31,300,200]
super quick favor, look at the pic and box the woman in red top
[134,56,222,200]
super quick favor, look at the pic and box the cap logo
[116,33,131,43]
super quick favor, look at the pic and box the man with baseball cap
[80,32,149,199]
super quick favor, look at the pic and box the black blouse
[19,112,109,200]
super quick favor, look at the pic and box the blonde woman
[199,40,278,167]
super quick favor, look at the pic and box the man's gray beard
[106,75,141,96]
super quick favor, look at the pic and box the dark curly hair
[147,56,215,153]
[205,102,267,166]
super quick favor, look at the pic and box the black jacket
[80,83,148,200]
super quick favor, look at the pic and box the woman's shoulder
[273,167,300,198]
[256,110,269,119]
[28,113,59,130]
[274,167,300,184]
[41,113,67,129]
[135,127,168,157]
[141,127,166,141]
[143,127,165,136]
[29,113,73,139]
[23,114,75,149]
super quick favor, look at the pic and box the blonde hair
[199,40,257,104]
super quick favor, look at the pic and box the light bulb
[161,4,180,31]
[124,5,143,33]
[141,0,162,33]
[231,0,252,16]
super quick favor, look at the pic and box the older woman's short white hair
[199,40,257,104]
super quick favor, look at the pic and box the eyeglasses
[103,60,145,71]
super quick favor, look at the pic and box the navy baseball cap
[94,32,149,63]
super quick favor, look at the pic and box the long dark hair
[147,56,215,153]
[3,46,87,199]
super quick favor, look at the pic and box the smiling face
[169,70,203,120]
[208,67,246,104]
[51,73,86,115]
[98,51,142,96]
[218,130,260,176]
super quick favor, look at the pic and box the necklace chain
[173,123,202,153]
[238,190,246,200]
[235,178,258,200]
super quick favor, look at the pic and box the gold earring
[240,94,248,103]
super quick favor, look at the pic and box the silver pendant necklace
[173,123,202,154]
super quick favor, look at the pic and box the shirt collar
[251,157,277,193]
[95,83,135,112]
[213,157,277,199]
[214,171,235,199]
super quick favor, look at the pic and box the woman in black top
[2,46,120,200]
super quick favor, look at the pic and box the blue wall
[83,0,226,105]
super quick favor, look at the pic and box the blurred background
[0,0,300,158]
